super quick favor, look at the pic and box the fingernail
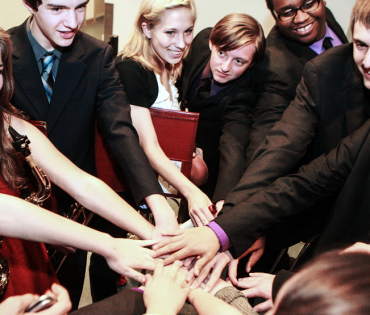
[152,245,158,250]
[190,285,195,290]
[238,278,242,282]
[151,253,157,257]
[204,286,210,292]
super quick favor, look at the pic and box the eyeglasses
[274,0,321,22]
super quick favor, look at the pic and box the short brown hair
[350,0,370,33]
[273,250,370,315]
[209,13,265,65]
[24,0,43,11]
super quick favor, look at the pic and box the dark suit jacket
[217,44,370,257]
[8,20,162,206]
[178,28,256,202]
[246,7,348,166]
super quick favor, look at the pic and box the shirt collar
[309,23,339,55]
[26,16,63,62]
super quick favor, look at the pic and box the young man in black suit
[244,0,348,169]
[9,0,177,309]
[178,13,265,205]
[153,0,370,310]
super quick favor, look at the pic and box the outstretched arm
[216,118,370,258]
[10,116,155,240]
[188,288,242,315]
[131,105,214,227]
[0,192,158,283]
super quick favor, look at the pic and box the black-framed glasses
[274,0,321,21]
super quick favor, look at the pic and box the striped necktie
[41,52,56,103]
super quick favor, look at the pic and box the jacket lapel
[344,57,368,135]
[46,33,87,135]
[12,21,50,120]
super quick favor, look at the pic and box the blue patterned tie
[41,52,56,103]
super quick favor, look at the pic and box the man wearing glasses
[243,0,347,167]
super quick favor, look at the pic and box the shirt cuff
[207,221,232,252]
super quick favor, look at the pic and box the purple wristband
[207,221,232,252]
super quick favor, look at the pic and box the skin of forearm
[188,289,243,315]
[62,175,155,240]
[0,193,116,256]
[144,143,200,199]
[145,194,177,225]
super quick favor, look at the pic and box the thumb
[246,251,262,273]
[253,299,273,313]
[126,268,147,285]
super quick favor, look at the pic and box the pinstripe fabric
[41,52,56,102]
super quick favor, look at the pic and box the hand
[153,227,220,276]
[151,217,180,242]
[190,251,234,292]
[228,237,266,286]
[105,238,159,284]
[0,293,36,315]
[144,260,190,315]
[342,242,370,255]
[187,190,214,226]
[0,284,72,315]
[238,273,275,313]
[242,236,266,273]
[38,284,71,315]
[215,200,224,216]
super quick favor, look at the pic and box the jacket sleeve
[246,63,296,167]
[212,85,255,203]
[96,45,163,205]
[215,118,370,258]
[224,61,321,209]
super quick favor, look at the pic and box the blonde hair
[120,0,196,80]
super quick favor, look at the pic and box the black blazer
[217,44,370,257]
[8,20,162,206]
[178,28,256,202]
[246,7,348,166]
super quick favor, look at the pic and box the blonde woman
[115,0,214,227]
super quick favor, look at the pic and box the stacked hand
[144,260,190,315]
[105,238,159,284]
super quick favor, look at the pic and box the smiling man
[178,13,265,204]
[7,0,178,310]
[243,0,347,168]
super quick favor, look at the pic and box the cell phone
[25,294,56,313]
